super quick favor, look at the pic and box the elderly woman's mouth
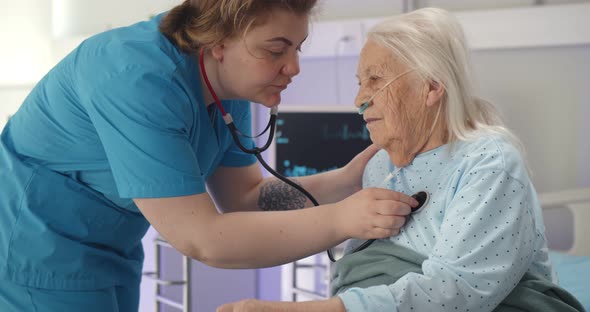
[365,118,381,124]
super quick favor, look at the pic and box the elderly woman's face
[355,40,436,161]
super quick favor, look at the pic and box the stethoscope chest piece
[410,191,429,214]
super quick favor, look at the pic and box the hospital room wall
[0,0,53,130]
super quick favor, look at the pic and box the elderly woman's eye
[357,75,380,86]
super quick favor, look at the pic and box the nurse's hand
[339,144,381,193]
[336,187,418,239]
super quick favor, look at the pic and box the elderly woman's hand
[216,299,261,312]
[217,297,347,312]
[340,144,382,193]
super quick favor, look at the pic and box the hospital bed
[540,187,590,310]
[289,187,590,311]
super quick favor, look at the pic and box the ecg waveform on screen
[275,113,372,178]
[276,124,370,144]
[282,164,339,177]
[322,124,370,141]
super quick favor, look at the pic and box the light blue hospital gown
[338,135,556,312]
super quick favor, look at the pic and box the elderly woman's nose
[355,88,371,108]
[354,94,367,108]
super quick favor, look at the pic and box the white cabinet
[300,20,365,59]
[299,2,590,59]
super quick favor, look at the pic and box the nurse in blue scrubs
[0,0,417,310]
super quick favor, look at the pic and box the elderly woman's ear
[426,80,445,107]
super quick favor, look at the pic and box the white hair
[367,7,525,157]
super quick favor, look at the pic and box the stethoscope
[199,50,429,262]
[198,49,318,207]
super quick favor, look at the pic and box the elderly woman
[218,7,584,312]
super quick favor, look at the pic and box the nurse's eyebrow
[267,35,309,46]
[267,37,293,46]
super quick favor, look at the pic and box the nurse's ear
[426,80,445,107]
[210,44,225,62]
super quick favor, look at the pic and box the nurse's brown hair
[160,0,317,53]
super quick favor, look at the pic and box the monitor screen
[274,108,372,177]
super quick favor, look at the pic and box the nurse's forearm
[257,168,355,210]
[192,205,345,268]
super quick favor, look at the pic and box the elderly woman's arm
[217,297,345,312]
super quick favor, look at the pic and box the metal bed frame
[143,236,192,312]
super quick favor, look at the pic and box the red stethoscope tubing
[199,49,227,116]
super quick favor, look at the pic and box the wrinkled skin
[354,39,447,167]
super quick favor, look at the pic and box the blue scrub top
[0,13,256,290]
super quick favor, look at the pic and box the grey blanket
[330,240,585,312]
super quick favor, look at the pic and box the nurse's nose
[281,52,300,77]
